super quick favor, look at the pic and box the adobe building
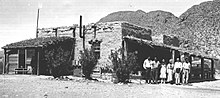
[2,21,217,81]
[38,22,152,67]
[37,21,217,81]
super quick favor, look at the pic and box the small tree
[79,48,98,80]
[109,48,138,83]
[43,37,74,78]
[44,46,72,78]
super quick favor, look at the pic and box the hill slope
[98,10,182,36]
[97,1,220,58]
[179,0,220,57]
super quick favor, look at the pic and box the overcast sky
[0,0,209,50]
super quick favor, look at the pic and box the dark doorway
[125,39,174,71]
[18,49,25,68]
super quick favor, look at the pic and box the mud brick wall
[38,22,152,67]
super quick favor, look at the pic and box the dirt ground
[0,75,220,98]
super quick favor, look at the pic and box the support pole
[36,9,40,38]
[188,55,192,81]
[54,28,58,37]
[3,49,6,74]
[25,49,27,68]
[172,50,175,64]
[201,57,204,80]
[211,59,214,79]
[36,49,40,76]
[17,49,19,69]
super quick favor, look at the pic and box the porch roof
[123,36,216,60]
[2,37,74,49]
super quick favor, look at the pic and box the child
[160,59,167,84]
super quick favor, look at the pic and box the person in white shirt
[167,59,174,83]
[143,57,151,84]
[174,58,182,85]
[151,57,160,84]
[182,59,191,84]
[160,59,167,84]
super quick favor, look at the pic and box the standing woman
[160,59,167,84]
[167,59,174,83]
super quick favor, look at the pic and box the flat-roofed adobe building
[2,21,217,81]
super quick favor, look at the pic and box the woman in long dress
[167,59,174,83]
[160,59,167,84]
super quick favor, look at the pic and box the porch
[122,36,216,82]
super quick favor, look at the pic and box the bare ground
[0,75,220,98]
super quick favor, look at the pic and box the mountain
[97,10,191,48]
[98,10,181,36]
[179,0,220,57]
[97,1,220,58]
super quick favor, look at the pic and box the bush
[79,48,98,80]
[43,37,75,78]
[109,48,138,83]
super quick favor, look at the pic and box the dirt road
[0,75,220,98]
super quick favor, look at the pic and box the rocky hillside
[98,10,181,36]
[179,0,220,57]
[97,0,220,58]
[97,10,191,47]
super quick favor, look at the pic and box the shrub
[79,48,98,80]
[43,37,75,78]
[109,48,138,83]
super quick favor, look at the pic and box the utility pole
[36,8,40,38]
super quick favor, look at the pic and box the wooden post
[123,40,128,60]
[36,8,40,38]
[211,59,214,79]
[201,57,204,80]
[25,49,27,68]
[172,50,175,63]
[188,55,192,80]
[3,49,6,74]
[189,55,192,65]
[17,49,19,68]
[36,49,40,76]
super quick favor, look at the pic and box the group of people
[143,57,191,85]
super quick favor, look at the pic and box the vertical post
[189,55,192,64]
[123,40,127,60]
[36,49,40,76]
[72,26,76,38]
[3,49,6,74]
[36,8,40,38]
[54,28,58,37]
[172,50,175,64]
[17,49,19,68]
[25,49,27,68]
[201,57,204,80]
[211,59,214,79]
[92,25,97,38]
[188,55,192,80]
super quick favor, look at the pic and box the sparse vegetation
[109,48,138,83]
[43,37,75,78]
[79,48,98,80]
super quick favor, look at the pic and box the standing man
[151,57,160,84]
[174,58,182,85]
[143,57,151,84]
[182,59,191,84]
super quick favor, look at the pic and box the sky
[0,0,209,50]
